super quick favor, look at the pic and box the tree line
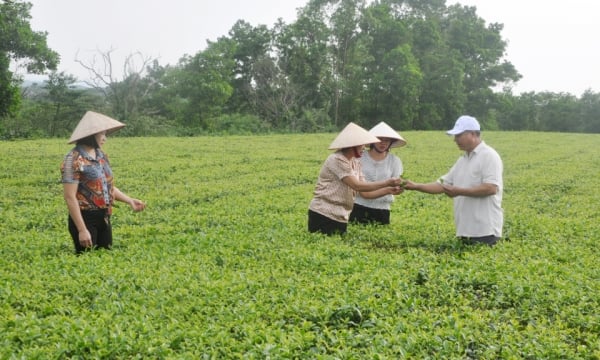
[1,0,599,139]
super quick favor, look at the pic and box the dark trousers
[460,235,500,246]
[349,203,390,225]
[308,210,347,236]
[68,209,112,253]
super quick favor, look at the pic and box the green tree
[326,0,366,126]
[175,38,236,128]
[580,90,600,133]
[408,14,465,129]
[357,2,422,129]
[248,52,295,130]
[536,92,580,132]
[11,73,104,139]
[276,3,332,125]
[442,5,521,119]
[0,0,58,117]
[226,20,273,115]
[139,61,178,119]
[42,71,87,136]
[494,91,537,130]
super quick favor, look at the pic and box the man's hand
[441,184,460,198]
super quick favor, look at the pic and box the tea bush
[1,132,598,358]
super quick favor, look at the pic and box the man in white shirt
[404,115,503,245]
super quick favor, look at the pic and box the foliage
[1,75,106,140]
[1,132,599,357]
[3,0,600,135]
[204,113,271,135]
[275,4,333,126]
[0,0,58,117]
[173,39,236,128]
[493,90,600,133]
[442,4,520,118]
[0,55,21,119]
[580,90,600,133]
[118,114,178,137]
[226,20,274,116]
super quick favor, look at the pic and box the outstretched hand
[129,199,146,212]
[441,184,460,198]
[401,179,417,190]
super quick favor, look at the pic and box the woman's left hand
[390,186,404,195]
[129,199,146,212]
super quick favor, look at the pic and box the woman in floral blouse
[61,111,145,254]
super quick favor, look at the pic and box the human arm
[404,180,497,197]
[342,175,401,192]
[355,154,404,199]
[402,180,445,194]
[113,186,146,212]
[440,183,498,198]
[63,183,92,248]
[358,186,404,199]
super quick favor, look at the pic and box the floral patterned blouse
[61,146,114,213]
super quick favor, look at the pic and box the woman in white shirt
[350,122,407,225]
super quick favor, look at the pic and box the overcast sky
[25,0,599,95]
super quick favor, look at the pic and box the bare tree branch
[74,48,158,120]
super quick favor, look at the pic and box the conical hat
[68,111,126,144]
[328,122,381,150]
[369,122,406,148]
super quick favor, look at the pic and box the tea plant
[0,132,598,358]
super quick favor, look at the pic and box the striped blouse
[309,151,364,223]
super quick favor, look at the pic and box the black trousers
[349,203,390,225]
[460,235,500,246]
[68,209,112,253]
[308,210,347,236]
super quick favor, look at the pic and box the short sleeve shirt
[309,152,363,223]
[61,146,115,213]
[354,151,402,210]
[441,141,503,237]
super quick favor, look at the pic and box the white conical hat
[328,122,381,150]
[68,111,126,144]
[369,121,407,148]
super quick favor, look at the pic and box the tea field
[1,131,599,358]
